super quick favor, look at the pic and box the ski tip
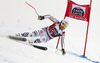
[44,47,48,50]
[41,47,47,51]
[33,45,48,51]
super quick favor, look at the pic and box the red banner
[64,1,91,22]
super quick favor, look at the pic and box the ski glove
[62,49,66,55]
[38,16,44,20]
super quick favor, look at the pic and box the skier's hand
[38,16,44,20]
[62,49,66,55]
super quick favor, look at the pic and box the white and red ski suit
[18,15,65,49]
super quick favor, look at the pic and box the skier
[13,14,69,55]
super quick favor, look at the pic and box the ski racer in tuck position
[13,14,69,55]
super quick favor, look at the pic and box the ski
[8,36,47,51]
[32,45,47,50]
[8,36,27,41]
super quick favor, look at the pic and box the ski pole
[55,49,61,53]
[25,1,39,16]
[56,14,66,49]
[56,36,60,49]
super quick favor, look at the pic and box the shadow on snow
[66,51,100,63]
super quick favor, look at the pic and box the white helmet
[61,19,69,28]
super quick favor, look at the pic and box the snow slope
[0,0,100,63]
[0,26,99,63]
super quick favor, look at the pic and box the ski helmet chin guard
[60,19,69,28]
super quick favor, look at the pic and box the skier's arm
[61,32,66,55]
[38,14,59,23]
[44,14,59,23]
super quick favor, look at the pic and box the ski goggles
[61,23,67,28]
